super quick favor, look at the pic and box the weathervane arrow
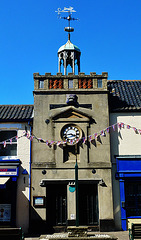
[55,6,76,14]
[55,6,79,21]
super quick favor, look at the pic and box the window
[97,79,102,88]
[0,131,17,157]
[125,182,141,217]
[68,79,73,89]
[39,80,44,89]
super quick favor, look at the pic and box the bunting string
[0,122,141,148]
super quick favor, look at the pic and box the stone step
[39,235,117,240]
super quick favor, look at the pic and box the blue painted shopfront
[116,156,141,231]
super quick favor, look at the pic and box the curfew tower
[31,7,114,233]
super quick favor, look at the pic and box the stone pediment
[50,107,93,122]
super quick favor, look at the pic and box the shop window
[0,131,17,157]
[125,182,141,217]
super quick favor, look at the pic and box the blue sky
[0,0,140,104]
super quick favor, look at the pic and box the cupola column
[78,59,80,73]
[58,53,61,73]
[71,52,75,74]
[63,51,67,75]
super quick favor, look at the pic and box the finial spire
[55,7,78,41]
[56,7,81,75]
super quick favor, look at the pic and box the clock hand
[67,133,76,137]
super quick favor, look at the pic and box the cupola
[56,7,81,75]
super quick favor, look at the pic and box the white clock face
[62,125,80,144]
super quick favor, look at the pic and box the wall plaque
[33,196,46,208]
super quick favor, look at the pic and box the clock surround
[61,124,82,145]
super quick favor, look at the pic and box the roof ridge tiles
[108,80,141,111]
[0,104,33,106]
[0,105,33,121]
[108,79,141,83]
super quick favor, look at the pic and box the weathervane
[55,7,79,41]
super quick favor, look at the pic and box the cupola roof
[58,40,80,53]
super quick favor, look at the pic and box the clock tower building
[31,8,114,233]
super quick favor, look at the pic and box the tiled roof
[0,105,33,122]
[108,80,141,112]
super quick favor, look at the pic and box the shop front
[0,159,21,227]
[116,156,141,230]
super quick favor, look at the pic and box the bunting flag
[50,141,54,146]
[76,139,80,144]
[26,132,29,138]
[0,121,141,148]
[94,133,98,139]
[70,140,74,145]
[133,127,137,132]
[3,141,6,148]
[30,136,34,141]
[121,122,124,128]
[89,135,92,142]
[101,130,105,136]
[83,137,86,143]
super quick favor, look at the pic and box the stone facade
[31,72,114,232]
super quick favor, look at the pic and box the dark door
[0,178,17,226]
[46,184,67,226]
[125,181,141,217]
[79,184,99,225]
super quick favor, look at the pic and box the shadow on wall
[18,166,54,235]
[16,165,30,233]
[29,206,54,236]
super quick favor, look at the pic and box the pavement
[25,231,129,240]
